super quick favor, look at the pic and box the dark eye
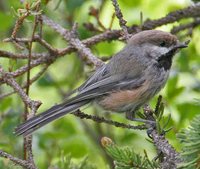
[159,41,166,47]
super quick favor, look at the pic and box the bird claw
[126,111,156,124]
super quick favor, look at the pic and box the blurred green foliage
[0,0,200,168]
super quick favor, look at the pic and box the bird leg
[125,110,155,124]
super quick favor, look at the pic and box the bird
[15,30,188,136]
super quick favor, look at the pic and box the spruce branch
[177,115,200,169]
[101,137,160,169]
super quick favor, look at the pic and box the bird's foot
[125,111,155,124]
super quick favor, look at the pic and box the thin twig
[111,0,130,41]
[171,19,200,34]
[11,11,30,39]
[34,35,58,53]
[89,6,106,31]
[0,65,48,100]
[41,15,104,67]
[142,4,200,30]
[0,49,48,59]
[0,66,41,109]
[23,1,41,164]
[70,23,103,66]
[0,150,37,169]
[109,13,115,30]
[72,110,147,130]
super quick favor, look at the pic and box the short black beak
[173,40,190,50]
[164,40,190,58]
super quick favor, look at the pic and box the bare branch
[0,66,41,110]
[171,19,200,34]
[88,6,107,31]
[41,15,104,67]
[11,11,30,39]
[142,4,200,30]
[9,56,51,78]
[34,35,58,53]
[0,65,48,100]
[0,49,47,59]
[0,150,37,169]
[111,0,130,41]
[72,110,147,130]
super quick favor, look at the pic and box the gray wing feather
[79,45,144,92]
[78,65,109,91]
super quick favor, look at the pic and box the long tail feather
[15,100,89,136]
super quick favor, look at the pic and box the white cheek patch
[149,45,169,60]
